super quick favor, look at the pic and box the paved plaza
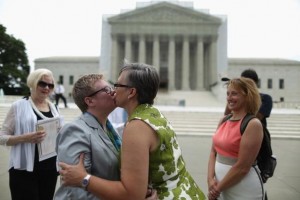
[1,136,300,199]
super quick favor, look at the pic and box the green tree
[0,24,30,95]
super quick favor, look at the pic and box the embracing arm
[215,118,263,192]
[56,122,91,168]
[60,120,158,200]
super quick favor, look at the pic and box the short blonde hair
[27,68,55,90]
[227,77,261,115]
[72,74,104,112]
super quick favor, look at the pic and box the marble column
[111,35,119,82]
[138,34,146,63]
[209,39,217,87]
[168,36,175,90]
[153,35,160,73]
[196,37,204,90]
[125,34,132,62]
[182,35,190,90]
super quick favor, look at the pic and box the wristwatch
[81,174,91,189]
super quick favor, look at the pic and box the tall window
[59,75,63,84]
[257,78,261,88]
[279,79,284,89]
[69,76,74,85]
[267,79,272,89]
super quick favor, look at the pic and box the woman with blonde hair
[0,68,62,200]
[207,77,264,200]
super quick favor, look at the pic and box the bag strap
[221,113,256,135]
[240,114,256,134]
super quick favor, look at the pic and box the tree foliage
[0,24,30,95]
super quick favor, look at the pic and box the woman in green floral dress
[128,103,205,199]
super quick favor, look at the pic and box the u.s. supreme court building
[35,1,300,107]
[100,1,227,92]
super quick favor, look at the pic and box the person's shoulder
[248,117,262,125]
[58,119,90,139]
[244,117,263,132]
[260,93,272,101]
[70,116,88,127]
[126,119,152,133]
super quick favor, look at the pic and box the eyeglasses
[37,81,54,89]
[87,86,112,97]
[113,83,132,89]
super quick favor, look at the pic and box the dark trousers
[55,93,67,107]
[9,168,58,200]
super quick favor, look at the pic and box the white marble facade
[100,1,228,91]
[34,1,300,105]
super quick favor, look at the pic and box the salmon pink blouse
[213,119,243,158]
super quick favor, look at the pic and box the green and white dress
[128,104,206,200]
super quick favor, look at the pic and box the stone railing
[0,95,23,104]
[154,97,186,106]
[0,95,74,104]
[273,102,300,109]
[1,95,299,109]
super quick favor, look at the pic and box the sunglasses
[37,81,54,89]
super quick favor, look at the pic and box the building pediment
[108,1,221,25]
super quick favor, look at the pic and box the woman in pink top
[207,77,264,200]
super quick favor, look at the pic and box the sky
[1,0,300,69]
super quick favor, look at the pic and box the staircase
[160,110,300,139]
[1,94,300,139]
[155,91,225,107]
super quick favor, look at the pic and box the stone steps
[163,111,300,138]
[1,104,300,139]
[59,106,300,139]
